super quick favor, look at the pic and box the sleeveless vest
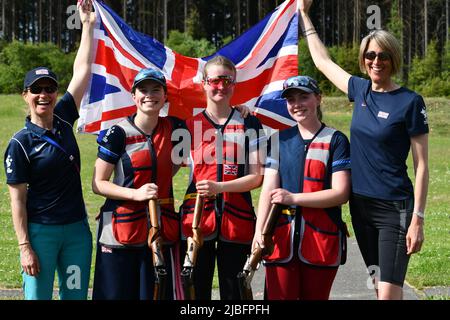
[180,110,260,244]
[99,116,179,247]
[264,125,346,267]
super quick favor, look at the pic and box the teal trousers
[21,219,92,300]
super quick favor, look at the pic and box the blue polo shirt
[348,76,429,200]
[4,92,87,225]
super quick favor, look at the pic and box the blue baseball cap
[132,68,167,91]
[23,67,58,89]
[281,75,321,98]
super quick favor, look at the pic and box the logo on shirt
[102,127,115,143]
[421,107,428,125]
[34,143,47,152]
[5,155,13,174]
[377,111,389,119]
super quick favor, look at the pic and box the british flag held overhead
[77,0,298,135]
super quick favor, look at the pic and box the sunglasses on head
[364,51,390,61]
[283,76,320,93]
[28,85,58,94]
[205,75,235,88]
[283,76,312,89]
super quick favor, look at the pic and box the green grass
[0,96,449,295]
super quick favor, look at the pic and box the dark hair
[317,104,322,121]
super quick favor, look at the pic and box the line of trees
[0,0,448,95]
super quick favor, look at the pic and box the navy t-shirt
[348,76,429,200]
[266,125,351,192]
[4,93,87,224]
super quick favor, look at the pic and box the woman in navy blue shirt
[3,1,96,300]
[298,0,429,300]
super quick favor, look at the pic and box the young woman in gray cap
[253,75,351,300]
[4,1,96,300]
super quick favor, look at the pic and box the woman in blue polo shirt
[254,75,351,300]
[298,0,429,299]
[3,1,96,300]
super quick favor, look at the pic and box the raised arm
[298,0,351,94]
[67,0,96,109]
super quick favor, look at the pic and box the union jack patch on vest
[224,164,238,176]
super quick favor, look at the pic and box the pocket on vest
[160,204,180,243]
[220,202,255,243]
[112,202,148,245]
[298,216,340,267]
[264,215,294,263]
[181,197,216,239]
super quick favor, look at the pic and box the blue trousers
[92,243,179,300]
[22,219,92,300]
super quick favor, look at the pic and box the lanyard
[40,134,80,173]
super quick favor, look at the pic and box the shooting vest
[180,110,262,244]
[263,124,347,267]
[98,116,180,247]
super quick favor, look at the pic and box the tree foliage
[0,41,73,93]
[166,30,215,57]
[0,1,448,96]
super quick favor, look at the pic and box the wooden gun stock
[148,199,167,300]
[237,203,281,300]
[181,193,204,300]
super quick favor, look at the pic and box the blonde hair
[203,55,236,79]
[359,30,402,76]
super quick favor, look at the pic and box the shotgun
[180,193,204,300]
[148,198,167,300]
[237,203,281,300]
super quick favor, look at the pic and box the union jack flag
[224,164,239,176]
[78,0,298,134]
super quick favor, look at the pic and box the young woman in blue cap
[3,1,96,300]
[254,75,351,300]
[91,67,186,300]
[298,0,429,300]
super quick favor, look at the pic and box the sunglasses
[364,51,391,61]
[28,85,58,94]
[283,76,320,93]
[205,75,235,89]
